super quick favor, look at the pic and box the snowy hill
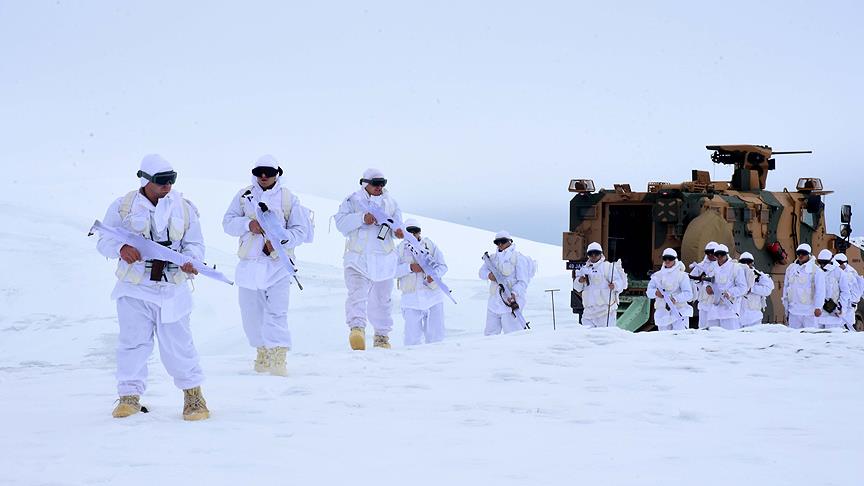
[1,179,862,485]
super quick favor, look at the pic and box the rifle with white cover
[89,220,234,285]
[252,200,305,289]
[657,287,684,320]
[482,251,529,329]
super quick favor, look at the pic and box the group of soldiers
[95,155,536,421]
[574,241,863,332]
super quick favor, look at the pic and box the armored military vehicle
[563,144,863,331]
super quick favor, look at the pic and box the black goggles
[406,226,421,234]
[361,177,387,187]
[713,251,728,257]
[137,170,177,186]
[661,255,676,261]
[493,238,511,246]
[252,166,281,178]
[739,259,754,265]
[817,259,831,265]
[795,250,810,256]
[587,250,602,257]
[704,250,715,255]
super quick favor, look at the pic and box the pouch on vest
[823,299,838,313]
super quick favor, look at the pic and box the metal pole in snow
[546,289,560,330]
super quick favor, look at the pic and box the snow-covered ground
[1,179,862,485]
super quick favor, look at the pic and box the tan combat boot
[349,326,366,350]
[112,395,142,418]
[254,346,270,373]
[182,386,210,421]
[373,334,391,349]
[270,347,288,377]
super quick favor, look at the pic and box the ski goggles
[586,250,602,257]
[493,238,511,246]
[406,226,421,234]
[739,258,754,265]
[795,250,810,256]
[661,255,676,262]
[704,249,715,255]
[137,170,177,186]
[817,259,832,265]
[252,166,281,178]
[361,177,387,187]
[713,250,728,257]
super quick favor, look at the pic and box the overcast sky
[2,1,862,244]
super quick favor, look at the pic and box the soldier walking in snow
[335,169,403,350]
[647,248,693,331]
[395,219,449,345]
[96,154,210,421]
[479,231,535,335]
[573,242,626,328]
[222,155,313,375]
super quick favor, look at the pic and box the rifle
[483,251,529,329]
[657,287,684,320]
[254,201,304,289]
[361,200,456,304]
[689,273,714,283]
[89,220,234,285]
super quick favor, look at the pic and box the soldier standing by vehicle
[573,242,627,328]
[690,242,719,329]
[833,253,861,331]
[646,248,693,331]
[703,244,748,330]
[814,249,850,329]
[782,244,826,329]
[738,252,775,328]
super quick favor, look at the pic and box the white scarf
[127,189,184,239]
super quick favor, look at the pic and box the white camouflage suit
[97,181,205,397]
[816,262,850,329]
[647,262,693,331]
[838,260,862,329]
[479,244,533,335]
[395,237,448,345]
[573,257,627,328]
[702,260,749,330]
[690,256,715,329]
[335,188,402,337]
[782,257,826,329]
[222,176,312,350]
[739,267,775,328]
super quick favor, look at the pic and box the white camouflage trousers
[485,309,525,335]
[238,276,292,349]
[656,317,688,331]
[402,303,445,345]
[344,267,394,336]
[706,318,739,330]
[115,296,204,397]
[788,314,817,329]
[581,314,618,328]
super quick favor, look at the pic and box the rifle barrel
[772,151,812,155]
